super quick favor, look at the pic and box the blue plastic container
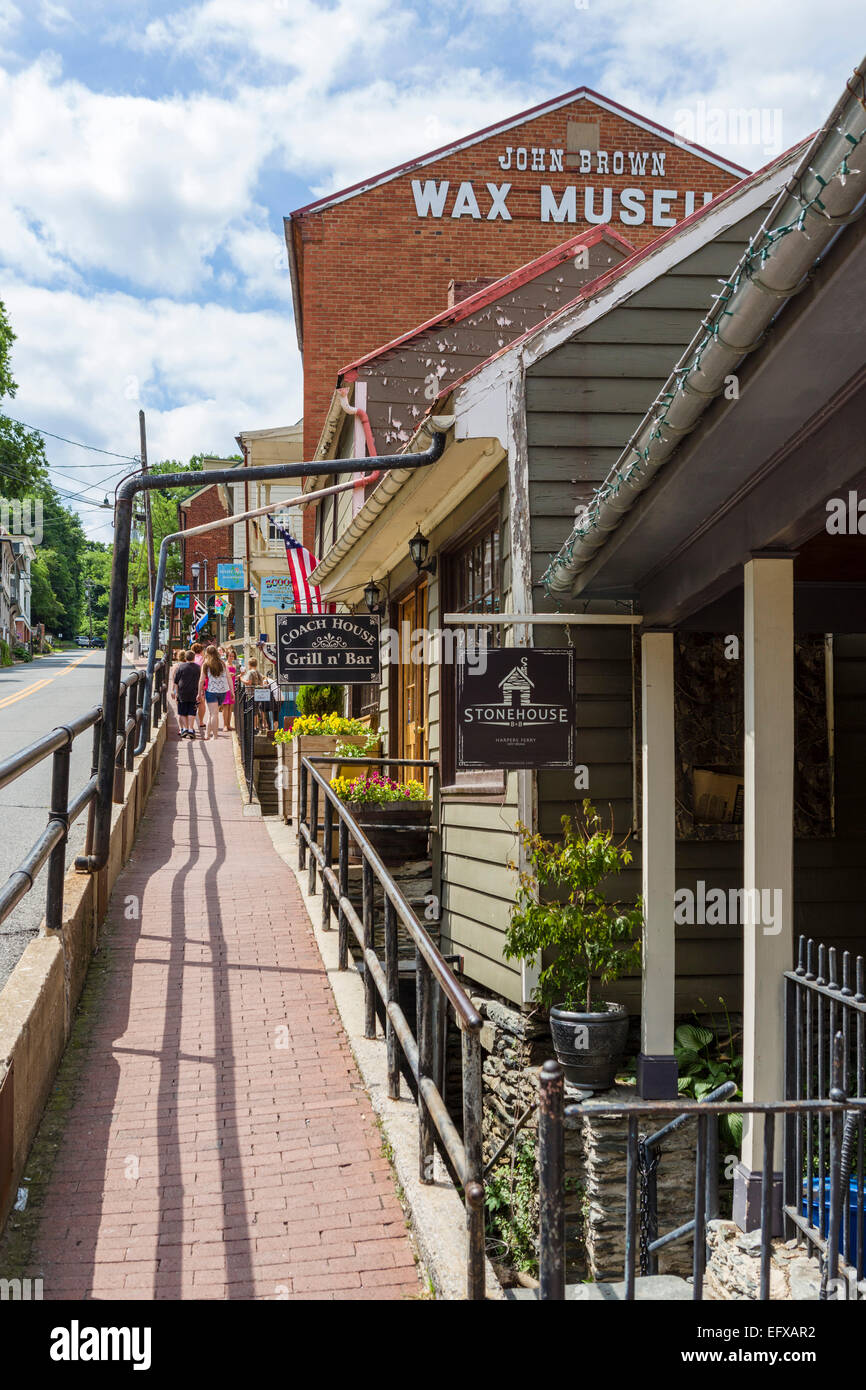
[802,1177,865,1258]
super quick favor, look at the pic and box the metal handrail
[538,1036,866,1302]
[636,1080,737,1276]
[1,660,167,939]
[298,753,486,1299]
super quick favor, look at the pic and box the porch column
[637,630,678,1099]
[733,556,794,1232]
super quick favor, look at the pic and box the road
[0,649,134,992]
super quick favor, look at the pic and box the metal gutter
[75,431,446,874]
[309,415,456,584]
[543,56,866,598]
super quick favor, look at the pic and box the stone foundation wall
[473,992,698,1281]
[705,1221,823,1299]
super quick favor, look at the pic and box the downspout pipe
[134,473,376,755]
[544,55,866,597]
[337,386,380,485]
[76,431,446,873]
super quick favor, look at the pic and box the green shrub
[504,800,642,1013]
[0,639,10,667]
[484,1139,539,1275]
[12,644,32,662]
[296,684,345,717]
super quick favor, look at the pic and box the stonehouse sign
[410,147,714,229]
[456,649,575,769]
[275,613,381,684]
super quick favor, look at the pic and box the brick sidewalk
[30,729,422,1300]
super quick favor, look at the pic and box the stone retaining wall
[474,993,697,1281]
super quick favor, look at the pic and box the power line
[0,413,139,461]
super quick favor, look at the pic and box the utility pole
[139,409,157,613]
[85,581,93,643]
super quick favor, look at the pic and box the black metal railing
[298,754,485,1299]
[538,1036,866,1301]
[785,935,865,1283]
[637,1079,737,1277]
[1,660,167,938]
[235,685,257,801]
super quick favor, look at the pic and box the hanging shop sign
[173,585,190,610]
[217,563,245,590]
[456,648,574,769]
[260,575,296,610]
[275,613,380,683]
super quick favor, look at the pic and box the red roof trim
[288,86,749,221]
[338,225,635,379]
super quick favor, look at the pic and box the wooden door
[397,583,428,785]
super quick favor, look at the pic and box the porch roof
[567,211,866,628]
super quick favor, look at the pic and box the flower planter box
[277,741,293,822]
[291,734,371,831]
[344,801,432,865]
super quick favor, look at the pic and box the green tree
[0,300,49,500]
[37,488,86,634]
[30,551,64,629]
[81,542,112,640]
[126,453,238,634]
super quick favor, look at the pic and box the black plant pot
[549,1003,629,1092]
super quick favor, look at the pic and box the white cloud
[0,57,277,295]
[39,1,76,33]
[0,0,20,37]
[2,280,301,538]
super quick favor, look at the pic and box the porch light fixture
[363,578,382,613]
[408,526,436,576]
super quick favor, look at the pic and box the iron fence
[538,1036,866,1301]
[298,754,485,1299]
[785,935,866,1283]
[0,660,167,937]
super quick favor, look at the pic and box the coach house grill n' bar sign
[456,649,575,769]
[275,613,381,683]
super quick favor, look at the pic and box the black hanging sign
[275,613,381,683]
[456,648,575,769]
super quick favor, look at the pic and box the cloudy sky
[0,0,860,538]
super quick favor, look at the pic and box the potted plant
[330,772,431,863]
[503,801,642,1092]
[276,703,379,827]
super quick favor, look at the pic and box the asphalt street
[0,649,134,992]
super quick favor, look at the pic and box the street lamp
[363,578,382,614]
[408,526,436,576]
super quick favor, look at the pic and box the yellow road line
[0,652,93,709]
[57,654,91,676]
[0,678,53,709]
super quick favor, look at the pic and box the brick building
[176,475,235,646]
[285,86,746,455]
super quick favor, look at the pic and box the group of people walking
[171,642,237,740]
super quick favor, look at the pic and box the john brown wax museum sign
[456,650,575,769]
[275,613,380,683]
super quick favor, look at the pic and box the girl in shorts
[199,645,230,741]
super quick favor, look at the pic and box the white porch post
[637,630,678,1099]
[733,556,794,1231]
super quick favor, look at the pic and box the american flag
[268,515,334,614]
